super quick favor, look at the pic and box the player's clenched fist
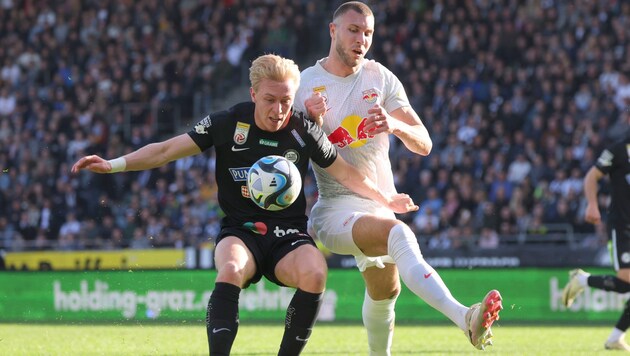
[584,202,602,225]
[304,92,327,126]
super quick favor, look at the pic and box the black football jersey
[594,132,630,226]
[187,102,337,226]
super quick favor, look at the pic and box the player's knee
[216,261,247,286]
[297,265,327,293]
[369,285,400,300]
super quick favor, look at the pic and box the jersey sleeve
[301,111,337,168]
[377,62,411,113]
[293,84,308,114]
[187,110,231,151]
[595,141,623,175]
[294,66,318,118]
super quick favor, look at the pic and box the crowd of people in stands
[0,0,629,252]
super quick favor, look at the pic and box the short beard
[335,41,360,68]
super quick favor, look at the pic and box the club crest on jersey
[283,149,299,164]
[313,85,328,104]
[362,89,379,104]
[234,122,250,145]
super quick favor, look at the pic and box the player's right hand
[584,202,601,225]
[386,193,419,214]
[304,92,327,126]
[71,155,111,174]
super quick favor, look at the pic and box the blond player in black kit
[71,54,418,356]
[562,115,630,351]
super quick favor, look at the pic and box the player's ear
[250,87,256,102]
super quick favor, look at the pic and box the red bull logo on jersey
[362,89,378,104]
[327,114,375,149]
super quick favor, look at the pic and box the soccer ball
[247,155,302,211]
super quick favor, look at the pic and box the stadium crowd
[0,0,629,252]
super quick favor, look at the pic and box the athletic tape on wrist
[108,157,126,173]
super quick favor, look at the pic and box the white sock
[387,224,468,330]
[577,272,590,287]
[363,290,396,356]
[608,328,625,343]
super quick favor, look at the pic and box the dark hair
[332,1,373,22]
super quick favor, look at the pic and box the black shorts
[217,220,316,288]
[609,223,630,270]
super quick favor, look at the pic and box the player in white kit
[294,2,502,354]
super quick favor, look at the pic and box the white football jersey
[295,58,410,199]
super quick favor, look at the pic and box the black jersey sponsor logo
[259,138,279,147]
[241,185,250,198]
[243,221,267,235]
[291,129,306,147]
[229,167,249,181]
[273,226,300,237]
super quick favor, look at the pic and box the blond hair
[249,54,300,92]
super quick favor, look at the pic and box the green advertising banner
[0,268,626,323]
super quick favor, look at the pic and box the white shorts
[308,195,395,272]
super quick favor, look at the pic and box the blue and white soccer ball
[247,155,302,211]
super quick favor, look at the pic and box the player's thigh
[361,263,400,300]
[275,244,327,293]
[353,214,400,257]
[214,236,257,286]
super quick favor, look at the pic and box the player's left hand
[365,105,397,135]
[386,193,419,214]
[71,155,111,174]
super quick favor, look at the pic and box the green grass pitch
[0,323,619,355]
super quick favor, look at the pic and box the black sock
[616,299,630,332]
[207,282,241,356]
[588,275,630,293]
[278,289,323,356]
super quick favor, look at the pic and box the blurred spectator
[478,227,500,249]
[1,0,629,252]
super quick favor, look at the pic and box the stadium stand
[0,0,629,254]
